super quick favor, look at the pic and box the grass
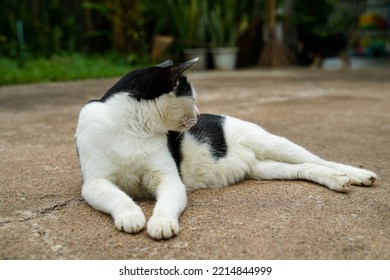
[0,53,143,85]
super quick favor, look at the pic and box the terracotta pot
[151,35,174,62]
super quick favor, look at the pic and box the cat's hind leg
[249,160,350,192]
[82,178,146,233]
[261,134,376,186]
[315,161,376,187]
[248,131,376,189]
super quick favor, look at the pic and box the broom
[259,0,289,67]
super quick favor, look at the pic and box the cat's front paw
[147,216,179,240]
[328,172,351,192]
[114,208,146,234]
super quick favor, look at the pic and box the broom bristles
[259,36,290,67]
[259,0,290,67]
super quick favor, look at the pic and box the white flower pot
[211,47,238,70]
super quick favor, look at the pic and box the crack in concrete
[0,197,84,226]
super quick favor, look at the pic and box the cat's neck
[105,93,170,136]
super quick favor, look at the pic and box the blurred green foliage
[1,0,85,58]
[0,53,139,85]
[0,0,357,84]
[294,0,357,36]
[0,0,151,59]
[0,0,259,60]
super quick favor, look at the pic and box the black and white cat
[75,59,377,240]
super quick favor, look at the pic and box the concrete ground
[0,64,389,260]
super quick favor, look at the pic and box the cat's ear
[125,59,198,100]
[157,60,174,68]
[170,58,198,77]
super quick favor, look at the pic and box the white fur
[76,90,377,240]
[180,116,376,193]
[76,92,196,239]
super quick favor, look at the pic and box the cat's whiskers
[168,118,196,131]
[167,118,197,141]
[167,122,187,131]
[175,130,185,141]
[175,120,193,140]
[182,118,197,129]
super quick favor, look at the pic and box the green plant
[294,0,355,36]
[0,0,84,58]
[167,0,208,48]
[208,0,249,47]
[82,0,147,55]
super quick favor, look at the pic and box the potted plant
[208,0,248,70]
[169,0,208,69]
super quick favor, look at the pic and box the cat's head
[102,59,200,132]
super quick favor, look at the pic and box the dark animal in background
[296,26,350,68]
[237,20,264,68]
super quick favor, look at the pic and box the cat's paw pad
[114,209,146,234]
[147,216,179,240]
[329,172,350,192]
[348,169,377,187]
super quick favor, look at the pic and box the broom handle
[269,0,275,28]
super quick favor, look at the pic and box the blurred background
[0,0,389,85]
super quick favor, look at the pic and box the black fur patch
[167,114,227,174]
[175,76,193,97]
[94,60,196,102]
[167,131,184,174]
[188,114,228,159]
[100,67,177,102]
